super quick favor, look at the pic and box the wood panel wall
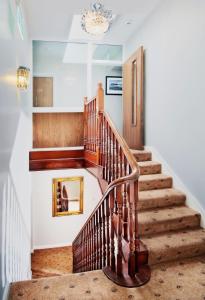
[33,113,84,148]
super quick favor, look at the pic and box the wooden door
[123,46,144,150]
[33,77,53,107]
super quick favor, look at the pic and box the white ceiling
[23,0,161,44]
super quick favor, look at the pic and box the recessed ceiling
[23,0,162,44]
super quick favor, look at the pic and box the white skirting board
[145,146,205,227]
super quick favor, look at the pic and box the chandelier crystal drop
[81,2,113,36]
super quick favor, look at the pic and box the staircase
[131,149,205,265]
[72,83,205,287]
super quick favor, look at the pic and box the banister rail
[72,83,150,287]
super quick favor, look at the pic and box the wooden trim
[30,150,84,160]
[30,158,84,171]
[29,150,84,171]
[84,150,98,165]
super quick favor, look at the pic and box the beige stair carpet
[31,246,72,278]
[9,255,205,300]
[131,149,205,265]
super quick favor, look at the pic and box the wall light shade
[17,66,30,89]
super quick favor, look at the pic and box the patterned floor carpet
[9,255,205,300]
[31,246,73,278]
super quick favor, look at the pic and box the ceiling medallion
[81,2,113,36]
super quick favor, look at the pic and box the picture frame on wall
[52,176,84,217]
[105,76,123,95]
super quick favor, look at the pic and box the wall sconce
[17,66,30,89]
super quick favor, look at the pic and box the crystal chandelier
[81,2,112,36]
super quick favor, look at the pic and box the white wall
[124,0,205,209]
[0,0,32,297]
[31,169,102,249]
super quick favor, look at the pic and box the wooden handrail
[73,83,150,287]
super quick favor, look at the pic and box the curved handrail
[73,111,140,243]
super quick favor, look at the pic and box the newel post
[96,82,104,164]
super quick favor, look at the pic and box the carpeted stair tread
[130,149,152,161]
[139,174,173,191]
[142,228,205,265]
[138,206,200,235]
[138,161,162,175]
[138,188,186,210]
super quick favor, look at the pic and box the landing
[9,256,205,300]
[31,246,72,278]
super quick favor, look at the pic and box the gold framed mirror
[52,177,84,217]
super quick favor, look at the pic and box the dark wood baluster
[133,180,140,271]
[116,140,119,180]
[93,100,95,152]
[84,97,87,150]
[99,205,102,269]
[91,101,93,151]
[91,218,93,270]
[85,225,87,271]
[119,147,123,177]
[89,220,92,271]
[90,101,92,151]
[81,236,83,271]
[92,217,95,270]
[124,156,128,176]
[102,116,106,178]
[83,233,85,271]
[128,182,136,277]
[100,113,103,166]
[123,187,128,241]
[106,121,109,182]
[106,122,109,182]
[98,112,101,165]
[103,119,106,180]
[86,103,89,150]
[94,99,97,152]
[96,210,99,269]
[102,201,106,267]
[110,189,115,271]
[88,103,90,151]
[93,214,96,270]
[112,135,116,181]
[106,195,110,267]
[94,99,96,152]
[87,224,89,271]
[109,126,112,183]
[103,117,107,180]
[116,185,123,276]
[88,220,91,271]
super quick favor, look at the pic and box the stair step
[142,228,205,265]
[130,149,152,162]
[138,188,186,211]
[139,206,200,236]
[139,174,172,191]
[138,161,161,175]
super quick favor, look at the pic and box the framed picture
[105,76,123,95]
[52,177,84,217]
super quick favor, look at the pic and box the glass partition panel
[92,44,122,61]
[33,41,87,108]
